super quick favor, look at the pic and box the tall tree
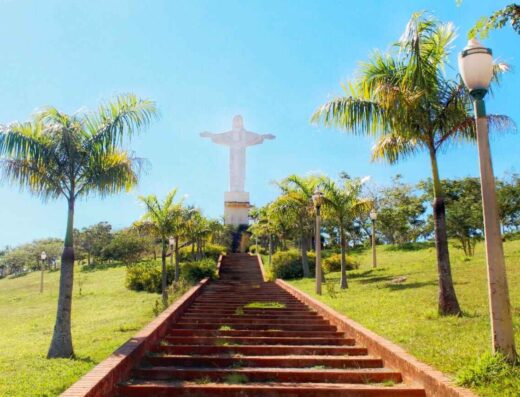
[469,4,520,38]
[0,94,156,358]
[273,175,320,277]
[321,176,369,289]
[139,189,184,306]
[312,13,513,315]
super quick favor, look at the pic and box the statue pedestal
[224,192,250,226]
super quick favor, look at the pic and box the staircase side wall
[276,279,477,397]
[61,277,211,397]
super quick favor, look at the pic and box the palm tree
[274,175,320,277]
[0,94,156,358]
[321,177,370,289]
[312,13,513,315]
[139,189,184,307]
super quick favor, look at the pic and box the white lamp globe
[458,39,493,94]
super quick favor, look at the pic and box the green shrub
[322,253,360,273]
[181,258,217,283]
[101,232,149,265]
[249,244,267,255]
[271,249,315,279]
[126,258,219,293]
[179,243,226,262]
[456,353,514,388]
[126,261,174,293]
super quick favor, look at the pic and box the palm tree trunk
[161,239,168,307]
[174,236,180,283]
[340,227,349,289]
[429,148,461,316]
[48,197,75,358]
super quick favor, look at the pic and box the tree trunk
[174,236,180,283]
[300,226,310,277]
[430,148,461,316]
[87,252,91,266]
[48,197,75,358]
[161,239,168,307]
[339,227,348,289]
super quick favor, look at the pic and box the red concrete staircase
[118,253,426,396]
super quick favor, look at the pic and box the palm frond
[371,133,423,164]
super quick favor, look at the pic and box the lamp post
[312,189,324,295]
[369,209,377,268]
[168,236,175,280]
[40,251,47,293]
[459,39,517,361]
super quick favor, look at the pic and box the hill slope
[0,265,157,397]
[289,240,520,397]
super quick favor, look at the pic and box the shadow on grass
[73,355,97,364]
[386,281,436,291]
[385,242,435,251]
[81,261,126,273]
[359,276,394,284]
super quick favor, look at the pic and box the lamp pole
[459,39,517,361]
[169,237,176,282]
[312,190,324,295]
[370,209,377,268]
[40,251,47,293]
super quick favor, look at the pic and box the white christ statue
[200,115,275,192]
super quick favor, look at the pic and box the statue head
[232,115,244,130]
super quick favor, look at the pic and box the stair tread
[121,379,423,390]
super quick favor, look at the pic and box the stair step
[163,335,355,346]
[133,367,403,384]
[167,329,345,338]
[119,381,426,397]
[153,344,368,356]
[173,322,337,331]
[144,354,384,369]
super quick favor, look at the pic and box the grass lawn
[0,265,158,397]
[287,240,520,397]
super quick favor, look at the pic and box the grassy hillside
[288,240,520,397]
[0,265,158,397]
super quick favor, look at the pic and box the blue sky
[0,0,518,247]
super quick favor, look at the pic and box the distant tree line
[249,172,520,274]
[0,209,231,279]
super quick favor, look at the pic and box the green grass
[0,265,158,397]
[288,240,520,397]
[243,301,286,309]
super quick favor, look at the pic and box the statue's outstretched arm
[200,130,233,145]
[244,130,276,146]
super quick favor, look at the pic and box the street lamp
[369,209,377,268]
[168,236,175,268]
[459,39,517,361]
[40,251,47,293]
[312,189,324,295]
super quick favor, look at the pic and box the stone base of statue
[224,191,250,226]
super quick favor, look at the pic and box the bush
[249,244,267,255]
[271,249,315,279]
[126,258,218,293]
[126,261,173,293]
[456,353,514,388]
[101,232,149,265]
[182,258,218,283]
[322,253,360,273]
[179,243,226,262]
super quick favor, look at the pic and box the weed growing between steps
[194,376,212,384]
[243,301,286,309]
[223,373,249,384]
[219,325,233,331]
